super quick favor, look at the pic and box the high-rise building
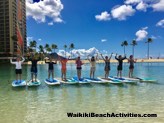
[0,0,26,57]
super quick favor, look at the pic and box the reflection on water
[0,63,164,123]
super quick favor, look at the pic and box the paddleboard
[60,78,79,84]
[27,79,41,86]
[109,76,137,83]
[98,77,122,84]
[85,77,103,83]
[44,78,60,85]
[121,77,140,82]
[97,77,114,84]
[72,77,90,84]
[12,80,26,87]
[135,77,157,82]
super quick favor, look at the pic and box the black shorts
[15,69,22,74]
[129,65,134,69]
[31,67,37,74]
[77,67,82,70]
[117,66,122,71]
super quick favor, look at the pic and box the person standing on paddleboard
[75,56,84,80]
[58,56,70,81]
[87,54,98,79]
[101,53,113,79]
[10,56,25,82]
[128,55,137,78]
[45,57,57,80]
[29,55,40,82]
[115,54,126,78]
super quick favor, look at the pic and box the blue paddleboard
[44,78,60,85]
[12,80,26,87]
[72,77,90,84]
[27,79,41,86]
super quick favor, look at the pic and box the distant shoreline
[24,59,164,65]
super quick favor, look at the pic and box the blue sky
[26,0,164,58]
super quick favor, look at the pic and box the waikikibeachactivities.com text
[67,112,157,118]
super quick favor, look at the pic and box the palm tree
[64,44,67,57]
[38,45,44,53]
[47,47,52,53]
[29,40,37,52]
[44,43,49,53]
[51,44,58,53]
[145,38,153,59]
[131,40,137,56]
[69,43,75,59]
[121,41,128,55]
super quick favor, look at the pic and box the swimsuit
[104,61,110,71]
[115,56,126,71]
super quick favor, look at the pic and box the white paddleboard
[27,79,41,86]
[72,77,90,84]
[44,78,60,85]
[60,78,79,84]
[12,80,26,87]
[97,77,114,83]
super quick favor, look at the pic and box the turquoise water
[0,62,164,123]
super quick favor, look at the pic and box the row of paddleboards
[12,76,157,87]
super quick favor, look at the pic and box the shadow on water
[139,81,163,85]
[11,87,26,91]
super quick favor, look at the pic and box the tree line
[121,38,153,59]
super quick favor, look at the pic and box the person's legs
[52,70,54,80]
[131,69,134,78]
[16,74,18,82]
[48,70,50,79]
[79,70,81,79]
[35,73,37,82]
[64,70,66,80]
[19,69,22,82]
[120,70,122,78]
[90,68,92,78]
[31,73,33,82]
[93,71,95,79]
[61,71,63,80]
[129,69,131,78]
[117,70,119,77]
[107,70,109,78]
[19,74,21,82]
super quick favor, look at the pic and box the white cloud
[95,11,111,21]
[26,0,64,23]
[111,5,135,20]
[125,0,141,5]
[156,19,164,28]
[48,22,54,26]
[152,0,164,11]
[27,36,33,42]
[57,47,99,58]
[135,27,148,41]
[38,38,42,41]
[142,26,148,30]
[136,1,148,12]
[101,39,107,42]
[151,35,157,39]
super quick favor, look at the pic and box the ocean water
[0,62,164,123]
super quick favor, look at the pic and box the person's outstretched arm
[87,56,90,62]
[95,53,99,61]
[115,54,119,60]
[10,58,15,64]
[123,55,127,60]
[100,54,105,61]
[45,59,49,63]
[109,53,113,60]
[21,57,25,63]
